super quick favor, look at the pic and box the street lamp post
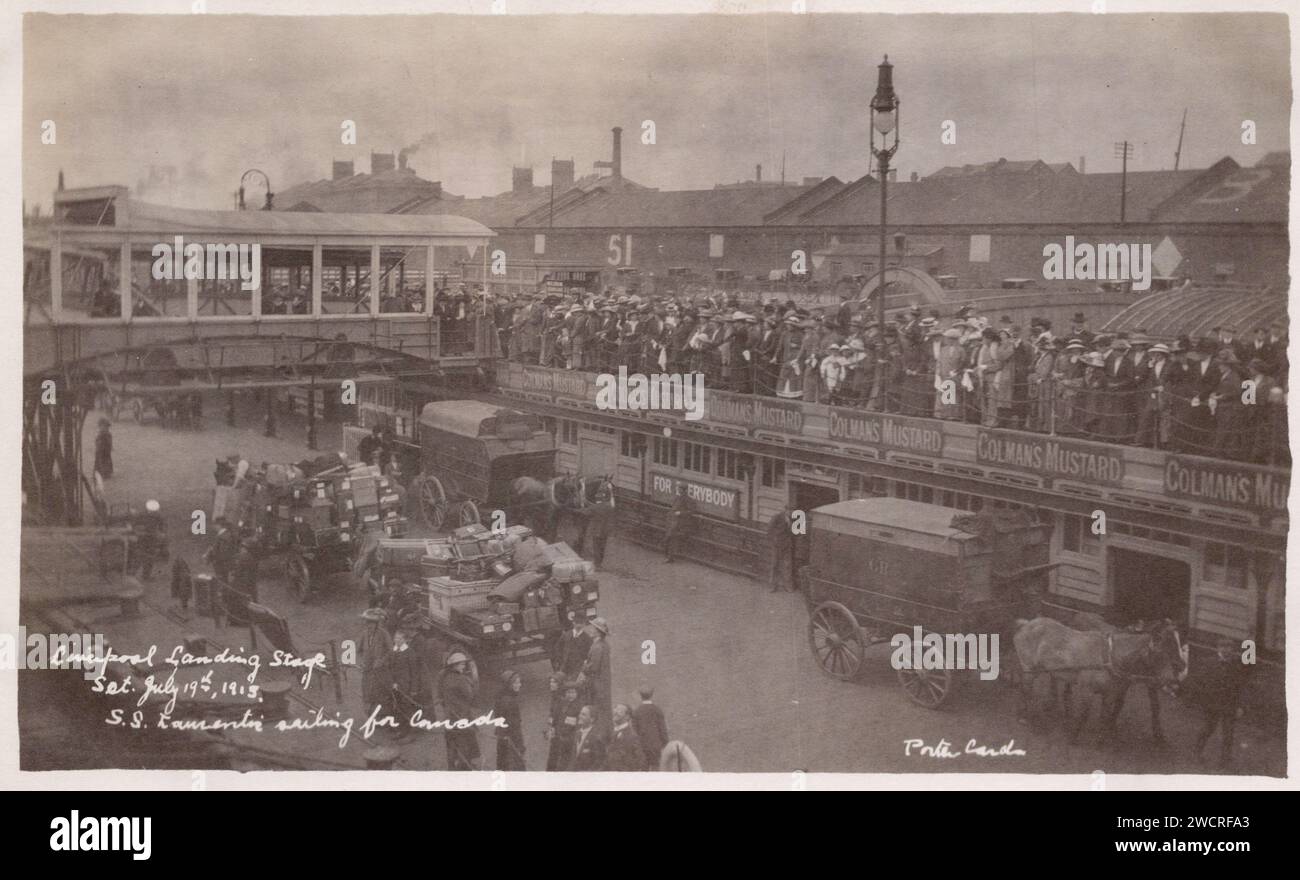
[870,55,899,410]
[239,169,274,211]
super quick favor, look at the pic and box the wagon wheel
[458,500,481,527]
[418,476,448,530]
[285,553,312,603]
[808,601,866,681]
[130,398,145,424]
[897,664,955,709]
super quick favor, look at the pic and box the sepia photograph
[8,1,1295,797]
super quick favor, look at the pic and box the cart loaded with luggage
[214,455,408,600]
[366,523,600,672]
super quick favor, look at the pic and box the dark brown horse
[1013,616,1188,743]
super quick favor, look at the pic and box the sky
[22,12,1292,211]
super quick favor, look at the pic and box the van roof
[810,498,972,539]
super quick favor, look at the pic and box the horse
[509,474,614,543]
[1013,616,1188,744]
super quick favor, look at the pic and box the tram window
[847,473,887,499]
[683,442,711,474]
[258,247,313,315]
[128,245,188,317]
[1061,514,1101,557]
[1205,542,1249,591]
[379,246,427,314]
[323,248,374,314]
[58,243,124,320]
[620,432,642,459]
[561,421,579,446]
[760,457,785,489]
[652,437,678,467]
[716,450,751,481]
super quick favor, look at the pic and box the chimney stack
[370,151,395,174]
[512,166,534,193]
[756,164,762,183]
[612,126,623,180]
[1079,155,1086,174]
[332,160,355,181]
[551,158,575,192]
[910,171,919,182]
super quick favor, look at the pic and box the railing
[494,361,1291,525]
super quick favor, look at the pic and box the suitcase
[536,606,560,630]
[551,559,595,584]
[540,542,581,566]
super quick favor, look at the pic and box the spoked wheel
[808,601,866,681]
[286,553,312,603]
[419,476,448,530]
[897,664,955,709]
[458,500,480,527]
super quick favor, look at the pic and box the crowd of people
[490,287,1289,465]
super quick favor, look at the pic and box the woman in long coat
[359,608,394,719]
[94,419,114,479]
[581,618,613,733]
[934,329,966,420]
[776,319,806,399]
[494,670,526,771]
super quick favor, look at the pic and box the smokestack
[551,158,575,192]
[756,164,762,183]
[910,171,919,182]
[612,126,622,180]
[512,166,534,193]
[370,151,395,174]
[398,151,408,171]
[332,160,355,181]
[57,169,65,191]
[1079,155,1086,174]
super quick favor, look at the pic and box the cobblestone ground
[40,389,1285,777]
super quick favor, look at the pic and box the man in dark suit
[631,687,668,769]
[552,619,592,681]
[607,703,647,771]
[569,705,606,771]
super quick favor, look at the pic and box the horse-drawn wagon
[412,401,555,530]
[215,457,407,601]
[803,498,1053,708]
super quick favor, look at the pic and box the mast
[1174,108,1187,172]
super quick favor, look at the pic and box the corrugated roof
[802,165,1224,227]
[515,184,816,228]
[60,199,493,239]
[1102,283,1287,339]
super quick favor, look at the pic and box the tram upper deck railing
[494,362,1290,530]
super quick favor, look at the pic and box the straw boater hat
[589,617,610,636]
[1148,343,1170,355]
[942,328,962,339]
[361,607,386,622]
[1083,352,1106,368]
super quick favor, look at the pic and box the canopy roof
[53,186,492,240]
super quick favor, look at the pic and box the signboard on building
[975,430,1126,486]
[1163,455,1289,514]
[649,470,741,521]
[512,366,591,400]
[707,392,805,433]
[828,407,945,456]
